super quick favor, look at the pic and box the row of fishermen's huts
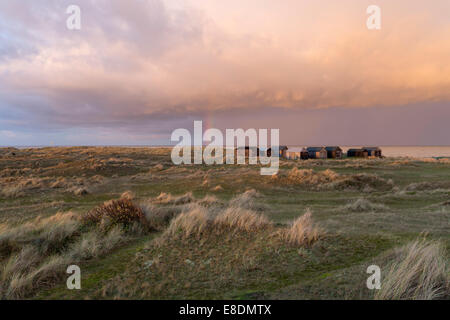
[280,146,382,160]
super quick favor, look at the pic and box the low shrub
[83,199,147,230]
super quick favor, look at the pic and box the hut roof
[307,147,325,152]
[362,147,381,151]
[347,148,365,152]
[286,147,306,153]
[325,146,342,151]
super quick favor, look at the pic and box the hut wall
[286,152,301,160]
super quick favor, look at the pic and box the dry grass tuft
[73,187,89,196]
[342,198,388,212]
[1,184,25,198]
[390,160,412,166]
[0,206,133,299]
[211,185,223,192]
[282,209,322,247]
[164,205,212,239]
[153,192,194,205]
[214,207,271,233]
[140,193,221,231]
[173,192,195,205]
[50,177,71,189]
[1,246,41,283]
[120,190,135,200]
[6,255,69,299]
[68,227,126,261]
[324,173,394,191]
[197,194,220,207]
[375,239,449,300]
[229,189,267,211]
[0,204,134,299]
[0,212,81,259]
[152,164,164,171]
[154,192,171,203]
[1,177,48,198]
[420,158,450,164]
[287,168,339,185]
[404,182,441,192]
[163,201,271,241]
[140,203,182,231]
[2,226,128,299]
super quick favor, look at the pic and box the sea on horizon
[3,145,450,159]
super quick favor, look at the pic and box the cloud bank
[0,0,449,145]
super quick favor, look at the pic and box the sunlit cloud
[0,0,449,145]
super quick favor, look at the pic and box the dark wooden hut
[300,148,309,159]
[347,148,369,158]
[285,147,308,160]
[306,147,327,159]
[278,146,288,158]
[325,146,343,159]
[363,147,382,158]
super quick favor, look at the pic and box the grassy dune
[0,147,449,299]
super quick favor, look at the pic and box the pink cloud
[0,0,449,145]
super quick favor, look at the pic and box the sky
[0,0,449,146]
